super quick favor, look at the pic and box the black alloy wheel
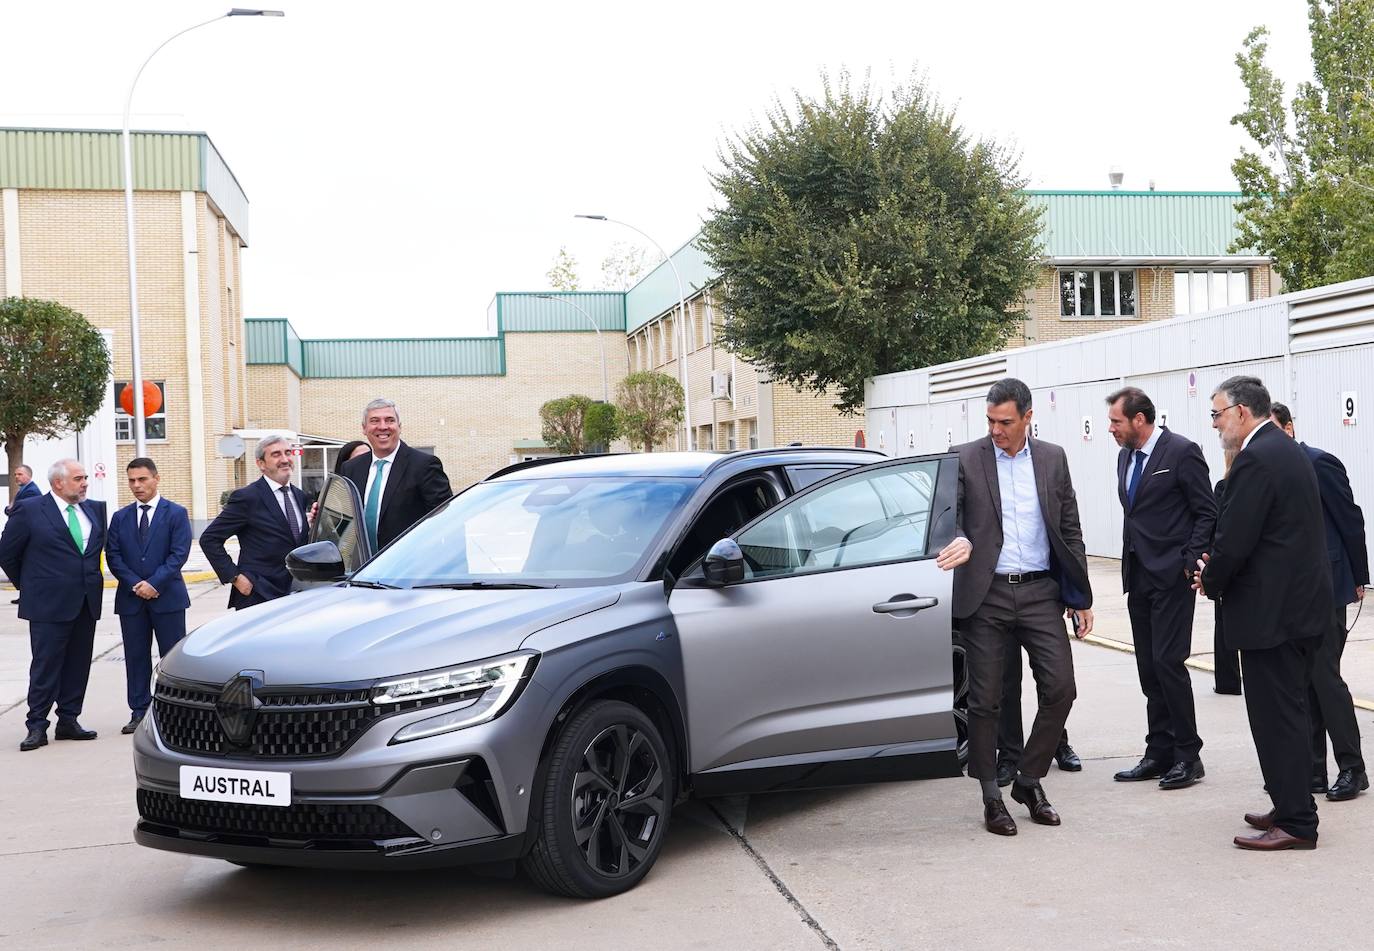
[522,700,672,898]
[952,640,970,767]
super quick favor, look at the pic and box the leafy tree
[1231,3,1374,289]
[584,401,620,452]
[599,241,654,291]
[546,246,580,291]
[540,394,595,455]
[700,71,1042,413]
[0,297,111,502]
[615,371,683,452]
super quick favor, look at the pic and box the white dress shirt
[1241,418,1270,451]
[135,494,162,521]
[260,475,303,528]
[1125,424,1163,495]
[363,446,400,508]
[51,494,92,551]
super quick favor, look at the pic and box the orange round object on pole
[120,380,162,416]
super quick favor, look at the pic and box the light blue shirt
[993,440,1051,575]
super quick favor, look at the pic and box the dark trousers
[26,602,97,731]
[119,605,187,716]
[997,642,1069,766]
[1242,637,1320,841]
[963,576,1076,781]
[1213,601,1242,693]
[1126,556,1202,763]
[1310,603,1364,776]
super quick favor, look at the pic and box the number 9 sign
[1342,391,1358,426]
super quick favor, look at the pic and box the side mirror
[286,541,347,583]
[701,538,745,587]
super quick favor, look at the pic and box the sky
[0,0,1315,339]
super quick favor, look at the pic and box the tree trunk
[5,432,25,505]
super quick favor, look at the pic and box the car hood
[163,585,619,685]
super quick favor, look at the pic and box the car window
[736,461,939,580]
[667,477,780,578]
[784,465,854,492]
[311,474,370,572]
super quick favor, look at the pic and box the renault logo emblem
[215,671,263,747]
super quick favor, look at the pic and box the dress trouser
[26,601,97,731]
[1126,555,1202,763]
[997,640,1068,766]
[963,576,1076,781]
[1213,601,1242,693]
[1242,637,1320,841]
[119,605,188,716]
[1310,603,1364,776]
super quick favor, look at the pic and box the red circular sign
[119,381,162,416]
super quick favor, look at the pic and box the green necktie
[364,459,388,548]
[66,504,84,553]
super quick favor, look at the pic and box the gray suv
[133,448,966,897]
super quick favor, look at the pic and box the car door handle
[872,596,939,614]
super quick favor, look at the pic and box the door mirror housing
[287,541,347,583]
[702,538,745,587]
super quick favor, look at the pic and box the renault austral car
[133,448,968,898]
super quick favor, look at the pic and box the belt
[994,570,1051,584]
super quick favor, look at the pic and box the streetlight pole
[534,294,608,402]
[575,215,693,450]
[122,8,284,456]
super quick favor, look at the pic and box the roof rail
[484,453,622,480]
[701,445,883,477]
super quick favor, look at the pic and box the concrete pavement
[2,560,1373,949]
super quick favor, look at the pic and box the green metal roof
[0,127,251,242]
[245,318,303,376]
[625,237,716,333]
[301,338,505,378]
[493,292,626,332]
[1026,190,1252,259]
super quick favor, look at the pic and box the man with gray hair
[200,434,310,610]
[0,459,107,751]
[340,398,452,550]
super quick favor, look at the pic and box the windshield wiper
[411,581,557,590]
[346,579,400,589]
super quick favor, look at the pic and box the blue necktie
[280,486,301,539]
[138,504,151,546]
[1126,450,1146,509]
[364,459,388,548]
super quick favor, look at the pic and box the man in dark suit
[1197,376,1331,850]
[935,377,1093,836]
[1107,386,1217,790]
[0,459,106,751]
[200,434,310,610]
[6,463,41,514]
[341,398,452,550]
[105,457,192,734]
[1270,402,1368,802]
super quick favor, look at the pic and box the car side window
[784,465,854,492]
[737,461,939,580]
[667,477,781,578]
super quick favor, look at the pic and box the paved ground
[2,559,1373,949]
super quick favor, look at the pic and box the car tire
[952,638,970,768]
[521,699,673,898]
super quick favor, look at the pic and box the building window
[114,381,168,442]
[1058,269,1136,318]
[746,418,759,449]
[1173,270,1249,315]
[724,421,736,451]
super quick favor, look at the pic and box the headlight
[150,661,160,698]
[377,652,537,743]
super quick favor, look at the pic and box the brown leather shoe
[1243,808,1276,831]
[1009,782,1061,826]
[1233,827,1316,851]
[984,798,1017,836]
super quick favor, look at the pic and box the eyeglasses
[1209,403,1239,421]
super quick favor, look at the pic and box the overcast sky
[1,0,1314,338]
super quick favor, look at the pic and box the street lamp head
[228,8,286,15]
[575,214,608,221]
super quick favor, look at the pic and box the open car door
[302,473,373,581]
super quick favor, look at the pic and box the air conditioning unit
[710,370,733,400]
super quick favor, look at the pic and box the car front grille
[137,789,418,842]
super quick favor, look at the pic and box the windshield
[353,476,694,587]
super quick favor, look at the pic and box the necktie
[66,504,84,553]
[138,504,151,545]
[1126,450,1147,509]
[280,486,301,539]
[364,459,388,548]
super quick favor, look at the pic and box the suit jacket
[1202,423,1332,649]
[952,436,1092,619]
[199,478,309,609]
[342,442,452,549]
[1302,443,1369,606]
[0,494,106,622]
[1116,427,1217,591]
[106,498,192,615]
[5,479,41,515]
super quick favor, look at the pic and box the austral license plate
[180,765,292,807]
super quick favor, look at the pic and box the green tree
[546,246,580,291]
[700,71,1042,412]
[540,394,595,455]
[0,297,111,502]
[1231,3,1374,289]
[615,371,683,452]
[584,401,620,452]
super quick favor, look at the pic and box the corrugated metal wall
[246,319,288,364]
[202,136,250,244]
[0,128,201,191]
[301,338,504,378]
[625,238,716,332]
[496,292,626,332]
[1029,191,1246,258]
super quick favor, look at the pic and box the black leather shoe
[1327,768,1369,801]
[1159,759,1205,789]
[1009,782,1061,825]
[983,798,1017,836]
[54,720,97,741]
[1114,757,1168,782]
[20,727,47,751]
[1213,686,1242,695]
[120,714,145,736]
[996,760,1016,787]
[1311,775,1329,794]
[1054,742,1082,771]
